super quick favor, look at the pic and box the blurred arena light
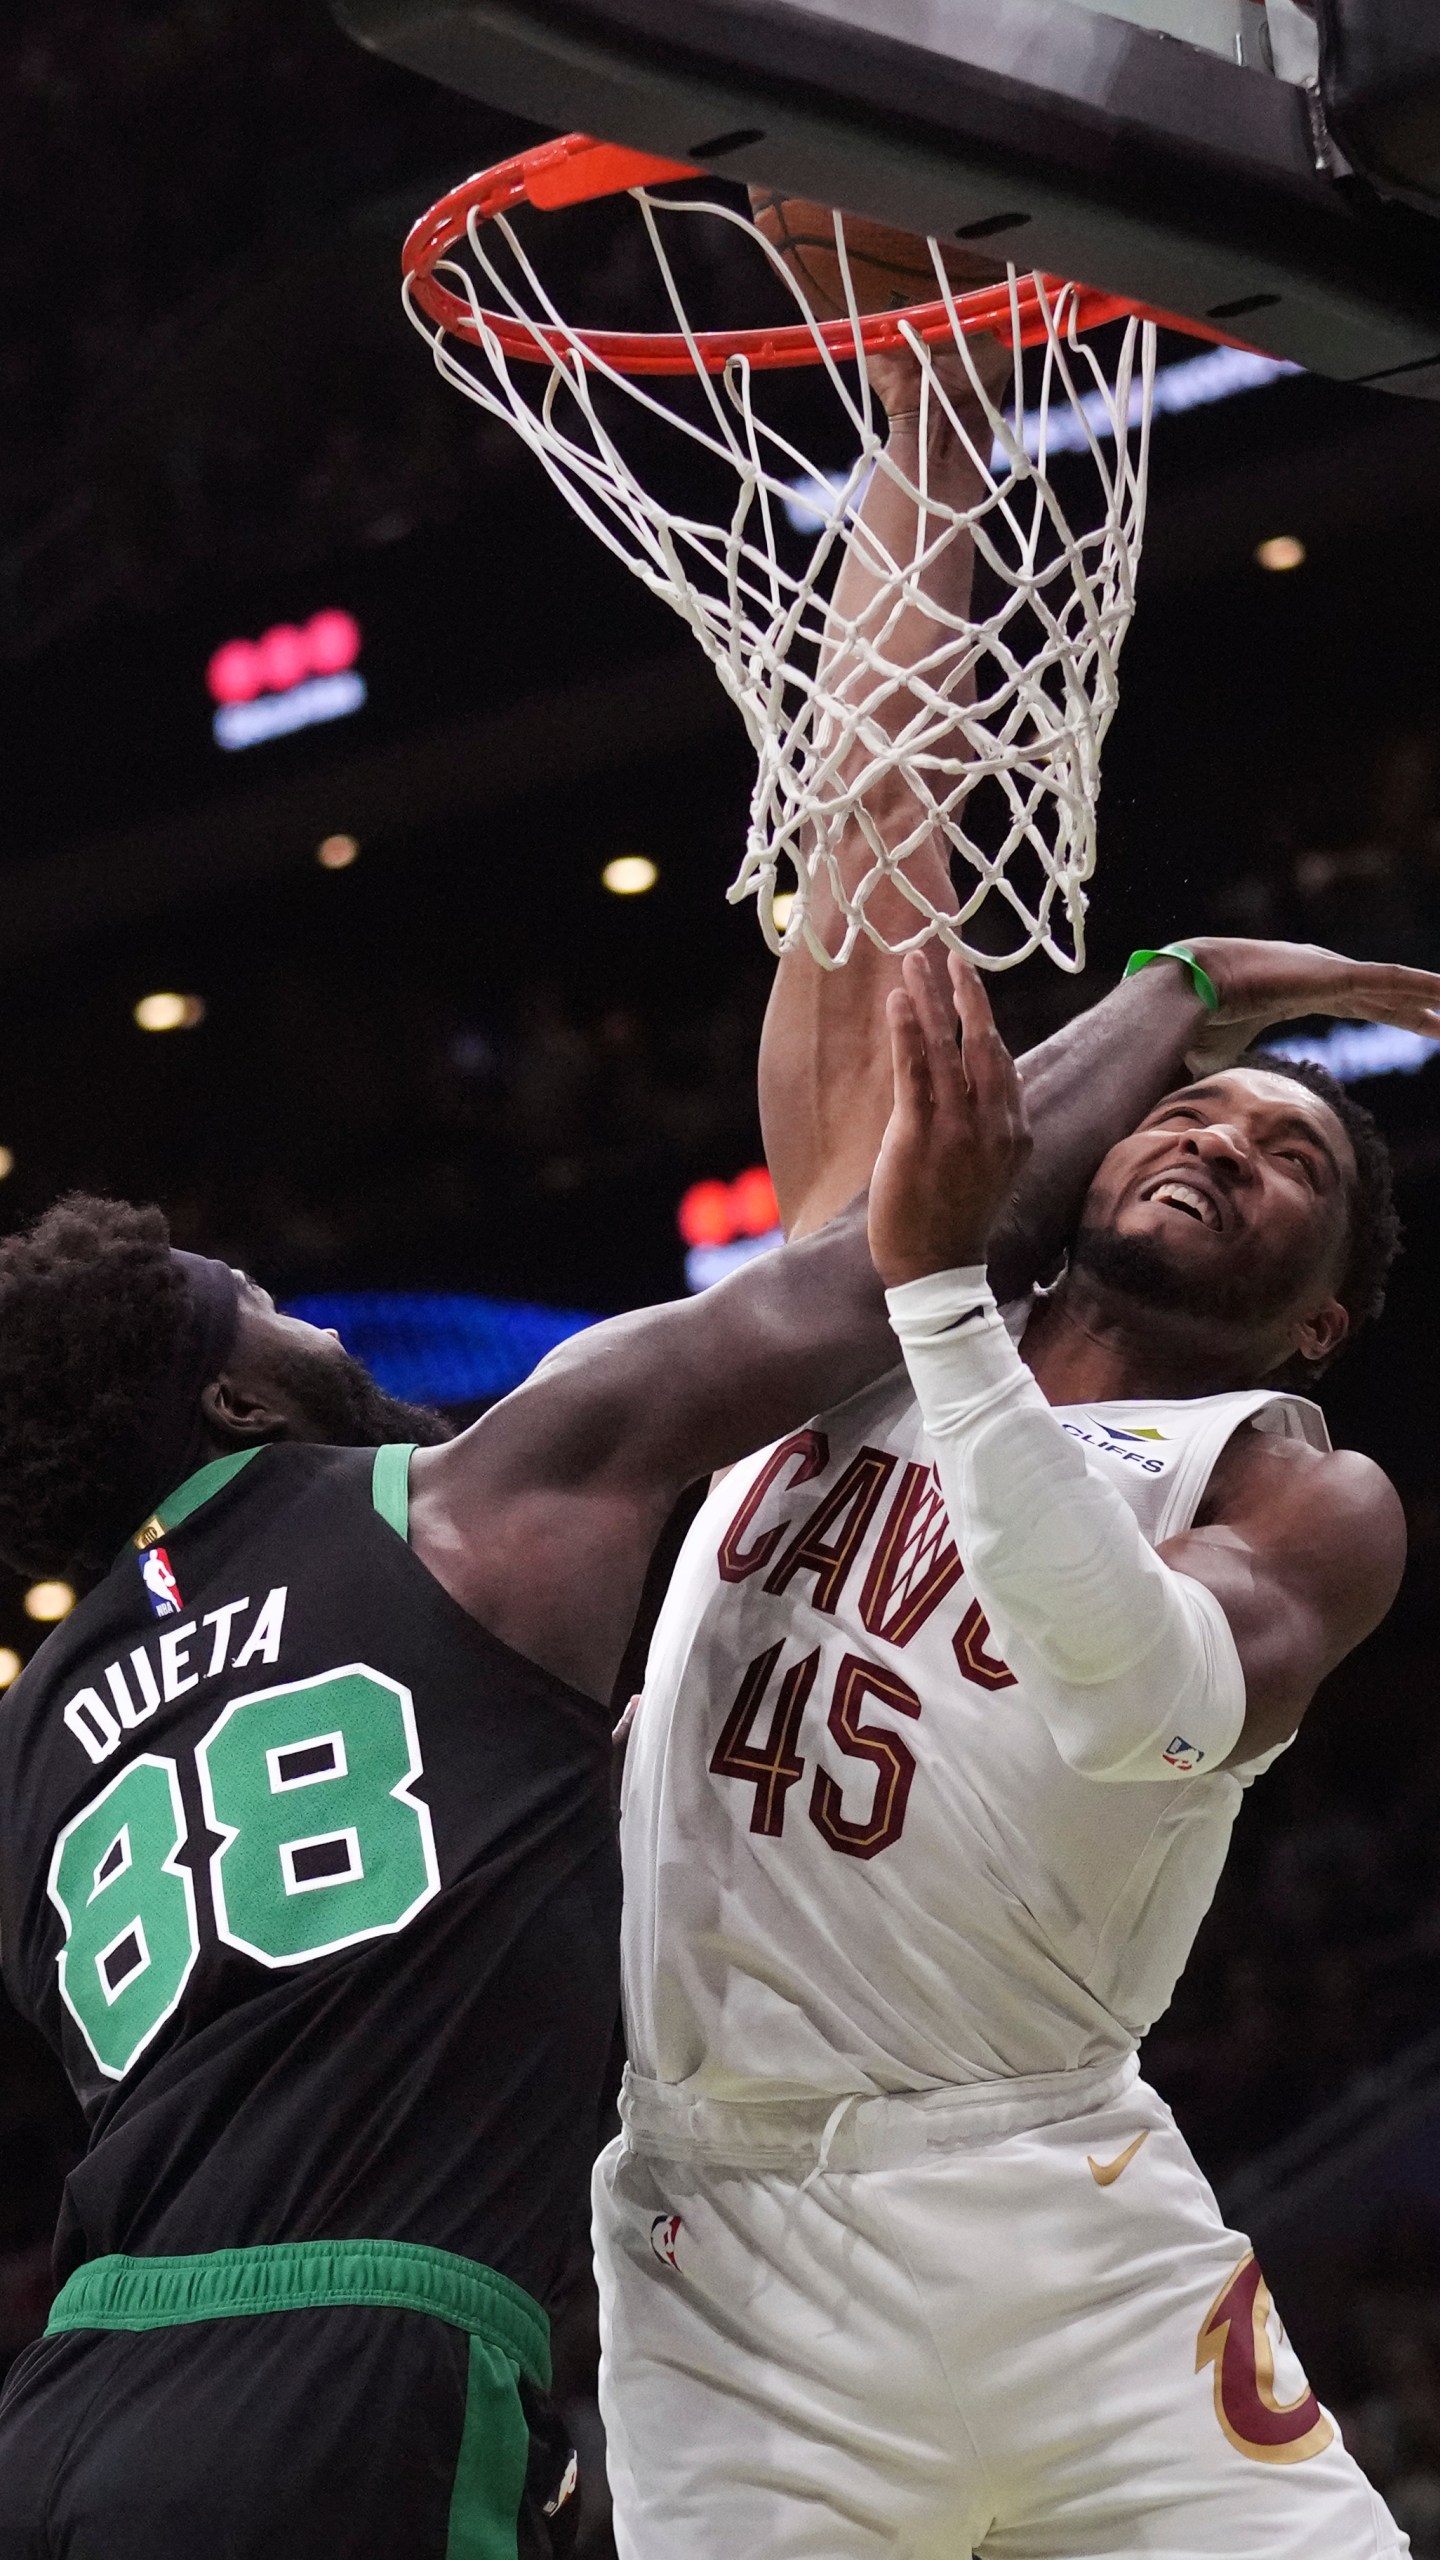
[0,1148,15,1180]
[0,1648,21,1689]
[602,854,658,896]
[1256,535,1306,571]
[283,1291,594,1406]
[208,610,366,752]
[317,833,360,869]
[1266,1022,1440,1082]
[783,345,1302,530]
[24,1582,75,1624]
[1013,343,1300,464]
[288,1234,788,1389]
[772,890,796,933]
[135,993,205,1032]
[678,1165,783,1291]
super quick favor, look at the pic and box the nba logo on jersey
[1162,1733,1204,1772]
[139,1545,183,1618]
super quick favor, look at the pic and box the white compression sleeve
[887,1268,1246,1781]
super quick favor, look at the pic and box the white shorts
[593,2056,1406,2560]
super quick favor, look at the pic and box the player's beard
[275,1336,455,1449]
[1068,1222,1292,1326]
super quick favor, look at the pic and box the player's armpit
[758,356,992,1241]
[1160,1438,1407,1767]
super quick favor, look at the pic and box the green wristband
[1123,942,1220,1012]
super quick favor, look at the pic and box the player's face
[226,1281,453,1447]
[1071,1070,1356,1347]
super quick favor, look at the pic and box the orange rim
[403,132,1242,376]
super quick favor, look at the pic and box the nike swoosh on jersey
[1087,2130,1151,2186]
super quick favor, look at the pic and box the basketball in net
[400,138,1218,972]
[748,191,1003,319]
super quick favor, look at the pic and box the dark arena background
[6,6,1440,2552]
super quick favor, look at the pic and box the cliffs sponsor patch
[1062,1418,1169,1474]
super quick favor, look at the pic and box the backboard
[334,0,1440,394]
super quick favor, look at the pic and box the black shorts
[0,2241,578,2560]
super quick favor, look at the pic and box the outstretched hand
[869,946,1031,1288]
[1180,938,1440,1075]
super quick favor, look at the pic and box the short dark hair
[0,1194,192,1578]
[1240,1049,1401,1354]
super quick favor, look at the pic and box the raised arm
[407,1198,894,1700]
[758,344,1440,1290]
[760,340,1003,1237]
[868,949,1406,1777]
[771,929,1440,1299]
[983,935,1440,1304]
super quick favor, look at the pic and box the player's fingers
[1353,962,1440,1002]
[886,983,933,1125]
[1345,996,1440,1035]
[900,951,967,1106]
[953,961,1028,1160]
[948,952,1018,1112]
[1307,962,1440,1031]
[1340,964,1440,1033]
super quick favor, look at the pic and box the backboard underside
[335,0,1440,395]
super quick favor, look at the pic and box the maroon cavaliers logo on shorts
[1196,2253,1333,2463]
[649,2212,684,2271]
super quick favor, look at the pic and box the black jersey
[0,1442,620,2312]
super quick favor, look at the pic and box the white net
[405,187,1157,972]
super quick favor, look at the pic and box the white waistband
[618,2051,1142,2174]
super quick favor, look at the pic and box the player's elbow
[1050,1729,1172,1784]
[1043,1702,1167,1783]
[1016,1583,1247,1784]
[1047,1704,1239,1784]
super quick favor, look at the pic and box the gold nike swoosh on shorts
[1087,2130,1151,2186]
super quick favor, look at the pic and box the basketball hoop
[403,136,1230,971]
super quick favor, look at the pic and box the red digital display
[206,611,361,706]
[678,1165,779,1248]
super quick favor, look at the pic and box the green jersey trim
[129,1446,264,1553]
[371,1441,415,1541]
[45,2237,550,2388]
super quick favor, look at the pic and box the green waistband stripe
[448,2334,534,2560]
[46,2237,549,2390]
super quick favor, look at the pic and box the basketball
[749,190,998,320]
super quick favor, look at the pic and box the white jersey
[621,1358,1329,2099]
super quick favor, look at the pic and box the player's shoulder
[1214,1421,1405,1581]
[1225,1412,1386,1485]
